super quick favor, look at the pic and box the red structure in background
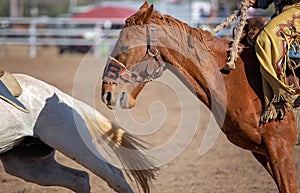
[72,5,137,21]
[58,5,137,54]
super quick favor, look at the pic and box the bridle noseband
[102,23,165,85]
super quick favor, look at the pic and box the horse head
[101,1,165,109]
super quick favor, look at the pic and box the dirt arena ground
[0,45,299,193]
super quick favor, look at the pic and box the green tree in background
[0,0,70,17]
[26,1,69,17]
[0,0,10,17]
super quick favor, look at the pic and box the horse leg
[263,136,298,193]
[38,135,133,193]
[34,121,134,193]
[33,96,135,193]
[0,145,90,193]
[38,134,133,193]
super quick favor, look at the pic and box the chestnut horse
[101,2,299,193]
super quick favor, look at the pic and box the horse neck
[158,23,230,113]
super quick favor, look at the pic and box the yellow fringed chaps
[255,4,300,124]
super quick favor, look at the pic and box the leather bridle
[102,23,165,85]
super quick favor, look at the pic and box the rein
[103,22,165,85]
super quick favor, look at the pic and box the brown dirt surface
[0,45,299,193]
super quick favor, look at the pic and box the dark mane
[155,12,209,43]
[125,9,230,61]
[125,8,230,53]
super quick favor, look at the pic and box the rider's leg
[255,5,300,122]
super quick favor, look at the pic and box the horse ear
[136,4,154,24]
[139,1,149,10]
[142,4,154,24]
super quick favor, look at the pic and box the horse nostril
[121,92,126,101]
[106,92,112,105]
[102,91,112,106]
[120,92,127,108]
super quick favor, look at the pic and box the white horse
[0,73,158,193]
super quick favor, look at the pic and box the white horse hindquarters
[2,74,154,193]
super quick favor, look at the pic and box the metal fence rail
[0,17,234,57]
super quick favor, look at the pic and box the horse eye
[121,45,129,52]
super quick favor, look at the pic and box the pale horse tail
[79,107,159,193]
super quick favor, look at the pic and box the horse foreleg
[263,137,298,193]
[0,146,90,193]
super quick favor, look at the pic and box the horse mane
[125,7,230,72]
[78,105,158,193]
[156,13,209,44]
[126,7,229,54]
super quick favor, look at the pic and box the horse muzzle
[102,90,135,109]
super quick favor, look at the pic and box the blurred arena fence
[0,17,234,57]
